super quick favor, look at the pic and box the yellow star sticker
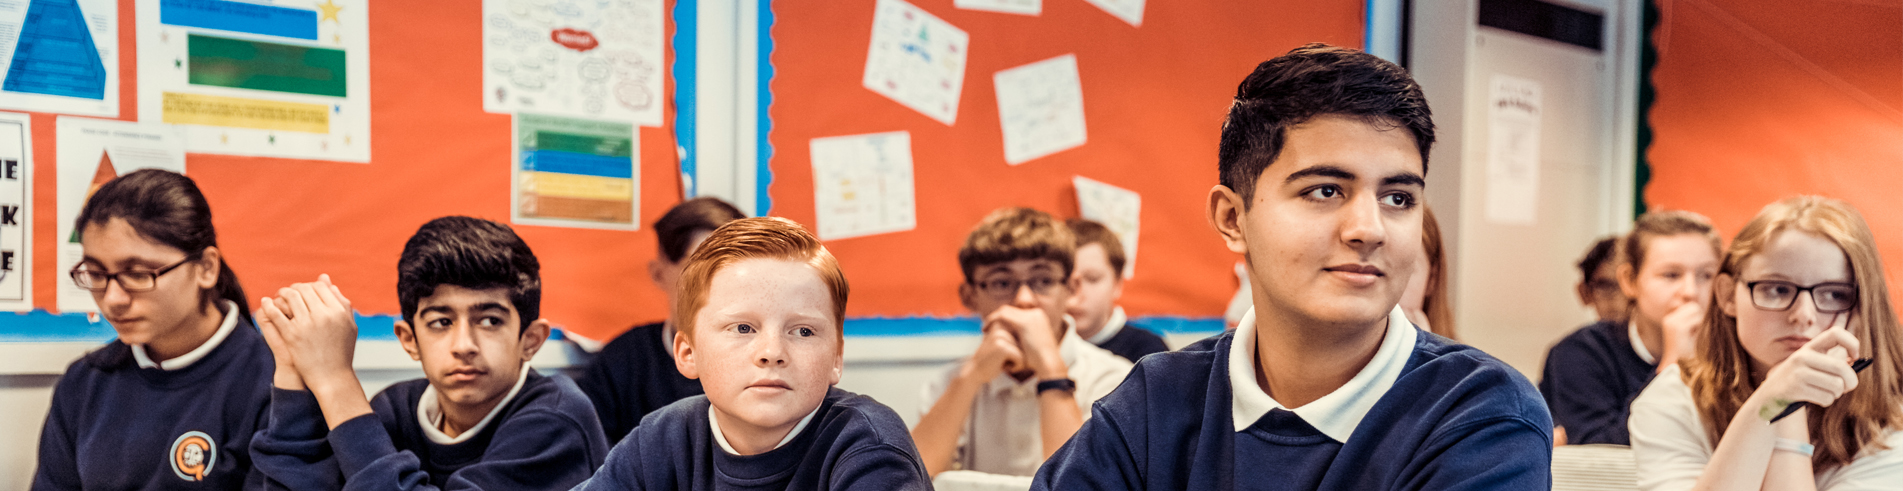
[317,0,343,23]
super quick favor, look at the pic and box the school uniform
[573,386,932,491]
[1539,320,1657,445]
[577,322,704,444]
[1032,307,1553,490]
[919,322,1135,476]
[249,366,610,490]
[33,301,274,490]
[1630,365,1903,490]
[1087,306,1171,363]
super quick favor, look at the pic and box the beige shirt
[918,325,1134,477]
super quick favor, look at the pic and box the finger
[1807,328,1862,360]
[279,286,314,324]
[1795,368,1848,403]
[295,282,341,314]
[260,297,296,337]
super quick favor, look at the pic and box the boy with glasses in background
[912,207,1134,478]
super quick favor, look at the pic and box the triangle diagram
[4,0,108,100]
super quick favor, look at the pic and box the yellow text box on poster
[520,171,634,201]
[161,93,329,133]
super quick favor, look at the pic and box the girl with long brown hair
[1630,196,1903,489]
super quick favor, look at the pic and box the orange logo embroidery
[169,431,215,482]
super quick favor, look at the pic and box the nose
[1340,194,1388,254]
[96,277,132,311]
[448,322,480,359]
[1012,282,1039,308]
[755,330,787,367]
[1789,290,1822,334]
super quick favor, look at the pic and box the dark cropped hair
[75,169,248,323]
[1065,218,1126,275]
[654,197,746,263]
[397,216,541,330]
[1219,43,1435,205]
[1577,235,1621,283]
[959,208,1076,283]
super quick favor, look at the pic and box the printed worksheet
[0,0,119,116]
[955,0,1038,16]
[995,54,1086,165]
[56,118,186,313]
[0,112,29,311]
[1074,175,1139,278]
[863,0,968,125]
[136,0,372,162]
[485,0,666,127]
[811,131,917,241]
[1084,0,1144,26]
[1486,74,1541,225]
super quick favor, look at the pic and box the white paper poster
[0,112,31,311]
[1083,0,1144,27]
[56,118,187,313]
[1073,176,1139,278]
[811,131,916,241]
[511,113,640,230]
[955,0,1039,16]
[0,0,119,116]
[1485,74,1541,225]
[863,0,968,125]
[484,0,666,127]
[136,0,372,162]
[995,54,1086,165]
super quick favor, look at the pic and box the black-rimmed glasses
[973,275,1067,299]
[71,252,203,292]
[1745,280,1856,313]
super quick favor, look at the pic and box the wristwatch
[1036,378,1077,394]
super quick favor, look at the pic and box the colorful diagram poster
[0,0,119,117]
[511,113,640,230]
[56,118,187,313]
[136,0,371,162]
[863,0,968,125]
[811,131,916,241]
[484,0,666,127]
[0,112,30,311]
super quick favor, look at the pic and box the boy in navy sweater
[249,216,609,490]
[1065,218,1169,363]
[1032,43,1552,490]
[575,217,931,490]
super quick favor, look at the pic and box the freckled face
[680,258,842,434]
[1726,231,1853,374]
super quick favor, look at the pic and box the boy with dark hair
[579,197,746,444]
[574,217,930,490]
[250,216,609,489]
[913,208,1133,478]
[1064,218,1169,363]
[1033,43,1551,489]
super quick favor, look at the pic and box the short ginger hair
[673,217,849,345]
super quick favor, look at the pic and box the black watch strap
[1036,378,1077,394]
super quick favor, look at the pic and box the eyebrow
[1284,165,1425,188]
[418,302,511,317]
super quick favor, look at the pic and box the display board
[763,0,1364,320]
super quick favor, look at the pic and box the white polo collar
[418,362,531,445]
[1229,305,1417,442]
[1629,321,1657,365]
[1086,306,1129,345]
[132,300,240,370]
[710,404,820,455]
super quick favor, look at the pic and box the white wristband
[1774,438,1815,457]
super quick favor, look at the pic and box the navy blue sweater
[249,370,610,490]
[1096,322,1170,363]
[574,387,931,491]
[1032,329,1553,490]
[578,322,705,445]
[33,317,275,490]
[1538,321,1655,445]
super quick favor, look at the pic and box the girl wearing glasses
[1630,196,1903,490]
[33,169,273,489]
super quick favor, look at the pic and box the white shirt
[418,362,531,445]
[710,405,820,455]
[1085,306,1129,345]
[132,300,241,370]
[918,320,1134,476]
[1229,305,1417,442]
[1630,365,1903,490]
[1630,321,1658,365]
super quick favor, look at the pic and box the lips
[747,379,792,392]
[1324,263,1385,287]
[1776,336,1811,349]
[443,367,487,382]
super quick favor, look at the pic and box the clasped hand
[256,274,360,391]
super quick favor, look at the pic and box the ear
[958,282,978,312]
[648,258,668,290]
[1714,273,1739,317]
[1616,263,1640,299]
[1206,185,1249,254]
[394,320,423,362]
[1109,276,1126,301]
[194,246,223,291]
[830,333,844,386]
[1576,281,1594,306]
[671,329,699,380]
[517,319,551,361]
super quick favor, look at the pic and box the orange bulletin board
[17,0,687,342]
[764,1,1365,319]
[1644,1,1903,308]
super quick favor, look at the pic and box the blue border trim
[754,1,775,215]
[843,316,1225,337]
[673,0,698,196]
[0,311,410,342]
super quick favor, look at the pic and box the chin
[1297,296,1395,326]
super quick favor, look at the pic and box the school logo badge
[169,431,215,482]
